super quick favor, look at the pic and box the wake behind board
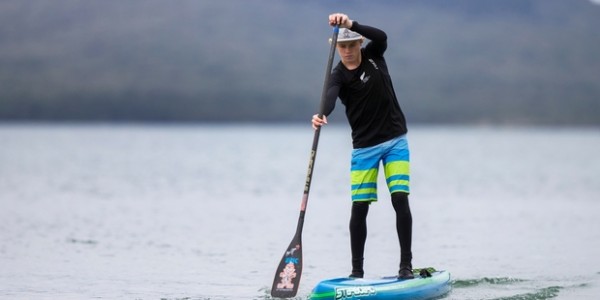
[309,268,451,300]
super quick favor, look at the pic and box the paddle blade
[270,235,303,298]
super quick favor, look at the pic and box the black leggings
[349,201,369,271]
[391,192,413,264]
[349,192,412,271]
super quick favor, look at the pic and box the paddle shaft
[299,23,339,219]
[297,21,340,249]
[271,25,339,298]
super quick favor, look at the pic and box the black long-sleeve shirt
[323,22,407,149]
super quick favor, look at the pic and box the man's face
[337,40,362,65]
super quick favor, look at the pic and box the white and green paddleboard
[309,268,451,300]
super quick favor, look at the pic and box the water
[1,123,599,300]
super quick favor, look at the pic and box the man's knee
[391,192,410,214]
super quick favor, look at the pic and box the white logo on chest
[360,72,370,84]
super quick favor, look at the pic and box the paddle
[270,25,339,298]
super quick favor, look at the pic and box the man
[312,13,414,279]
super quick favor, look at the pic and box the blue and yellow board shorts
[350,134,410,202]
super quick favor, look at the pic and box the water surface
[1,124,599,299]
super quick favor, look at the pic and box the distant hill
[1,0,599,125]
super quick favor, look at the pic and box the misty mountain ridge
[1,0,599,125]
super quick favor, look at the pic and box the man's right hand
[311,114,328,130]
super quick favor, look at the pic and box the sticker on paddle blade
[272,243,302,297]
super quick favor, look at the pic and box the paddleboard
[309,268,451,300]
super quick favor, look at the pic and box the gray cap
[337,28,363,42]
